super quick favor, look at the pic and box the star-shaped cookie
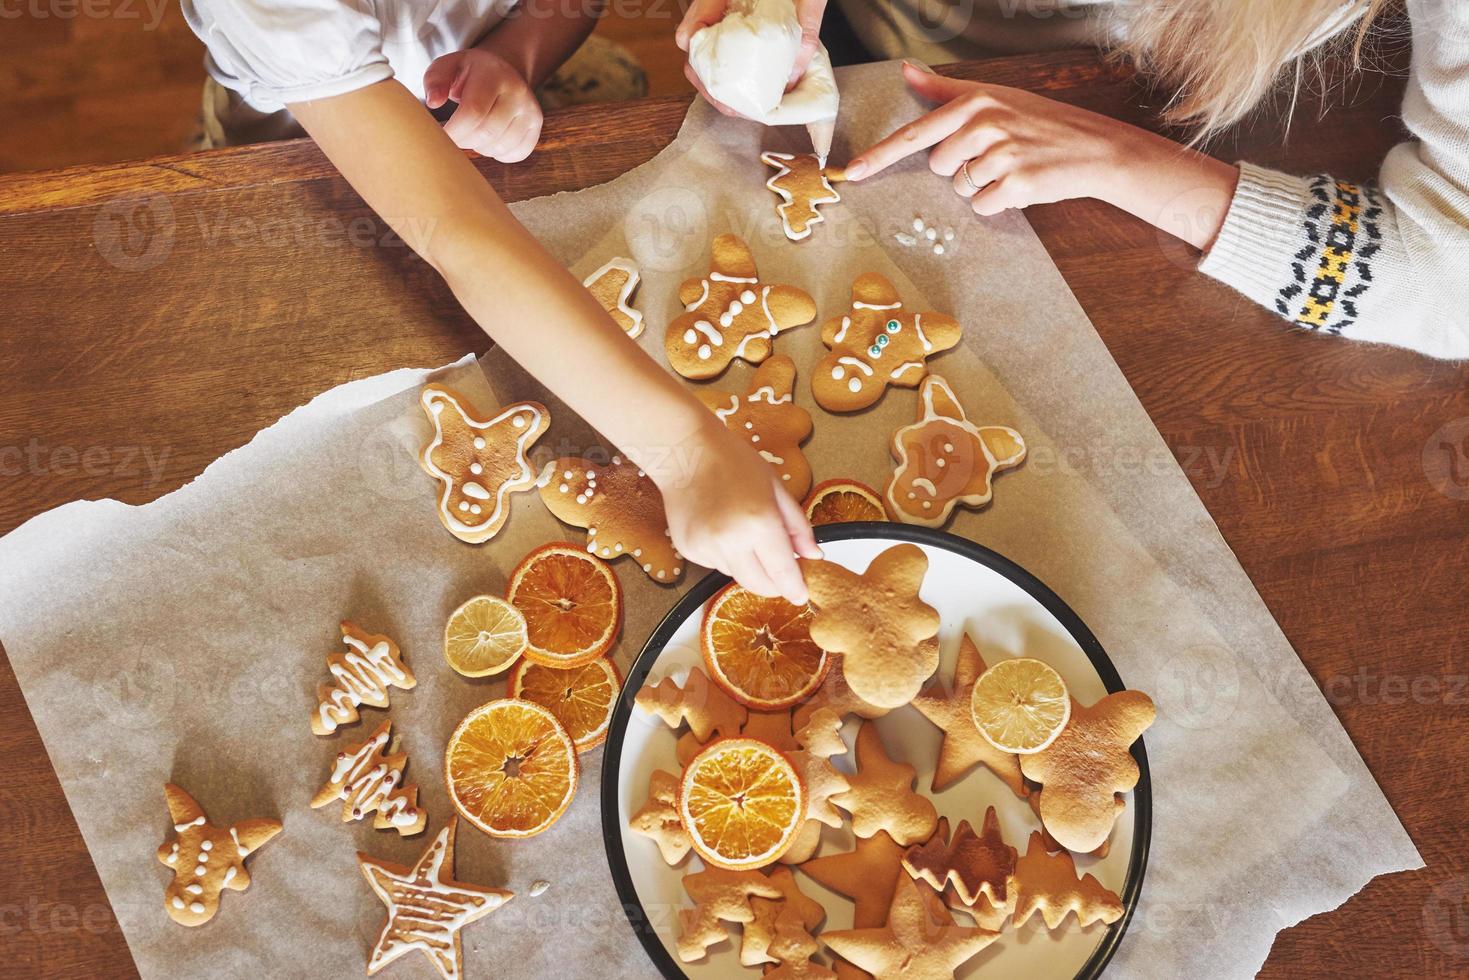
[811,272,961,413]
[830,721,937,846]
[800,544,941,710]
[762,152,841,242]
[798,829,908,931]
[695,354,814,500]
[539,453,683,583]
[820,874,999,980]
[886,374,1026,527]
[583,256,643,338]
[910,632,1026,795]
[157,784,282,927]
[358,817,513,980]
[1020,691,1155,853]
[665,233,817,380]
[419,384,548,544]
[1011,830,1125,929]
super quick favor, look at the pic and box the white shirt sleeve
[183,0,394,111]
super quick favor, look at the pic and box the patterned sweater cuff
[1199,162,1386,334]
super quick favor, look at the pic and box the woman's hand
[675,0,829,118]
[847,63,1239,250]
[423,49,543,163]
[655,418,820,604]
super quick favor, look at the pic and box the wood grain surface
[2,50,1467,979]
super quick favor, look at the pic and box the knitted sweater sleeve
[1198,0,1469,359]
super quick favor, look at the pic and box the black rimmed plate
[602,523,1150,978]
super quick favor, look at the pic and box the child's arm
[291,80,819,600]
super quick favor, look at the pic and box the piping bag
[686,0,840,159]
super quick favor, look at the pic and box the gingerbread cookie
[798,829,908,932]
[800,544,940,710]
[742,866,826,967]
[1011,830,1125,929]
[886,374,1026,527]
[157,784,281,927]
[629,769,692,865]
[695,355,814,499]
[761,152,841,242]
[1027,786,1113,858]
[419,384,548,544]
[539,453,683,583]
[778,707,851,865]
[665,233,817,380]
[910,632,1026,795]
[634,667,748,742]
[820,875,999,980]
[358,817,513,980]
[311,720,426,836]
[812,273,961,413]
[312,621,416,736]
[583,256,643,338]
[831,721,937,846]
[902,806,1015,909]
[677,867,784,962]
[792,653,890,729]
[1019,691,1155,853]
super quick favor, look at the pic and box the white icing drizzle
[420,388,544,540]
[748,386,791,405]
[758,451,785,465]
[890,360,925,379]
[713,395,741,423]
[912,314,933,353]
[689,319,724,346]
[710,272,757,283]
[321,726,425,831]
[912,477,939,495]
[761,151,841,242]
[582,257,644,338]
[853,300,901,311]
[833,316,852,344]
[685,279,710,311]
[316,629,412,734]
[837,356,874,376]
[174,815,205,832]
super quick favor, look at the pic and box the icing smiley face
[419,384,549,544]
[538,453,684,583]
[885,374,1026,528]
[812,272,962,413]
[694,355,814,500]
[665,233,817,381]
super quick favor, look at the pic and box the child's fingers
[494,112,543,163]
[726,548,782,600]
[422,54,463,109]
[748,519,808,605]
[771,475,822,560]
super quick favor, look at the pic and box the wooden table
[2,49,1464,979]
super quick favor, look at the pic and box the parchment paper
[0,62,1419,980]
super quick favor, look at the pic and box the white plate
[602,524,1150,978]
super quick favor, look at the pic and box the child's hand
[424,50,543,163]
[656,422,821,604]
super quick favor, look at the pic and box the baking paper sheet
[0,62,1419,980]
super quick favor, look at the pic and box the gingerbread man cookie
[629,769,692,865]
[311,621,416,736]
[677,867,784,962]
[665,233,817,380]
[157,784,282,927]
[538,453,683,582]
[583,256,643,338]
[695,355,814,500]
[358,817,513,980]
[886,374,1026,527]
[419,384,548,544]
[761,152,841,242]
[311,720,426,836]
[1020,691,1155,853]
[831,721,937,847]
[812,273,961,413]
[800,544,940,710]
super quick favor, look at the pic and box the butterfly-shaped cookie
[812,273,961,413]
[665,233,816,380]
[419,384,548,544]
[886,373,1026,527]
[583,256,643,338]
[761,152,841,242]
[695,355,813,500]
[539,453,683,583]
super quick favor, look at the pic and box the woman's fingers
[929,120,1009,177]
[676,0,728,50]
[846,73,988,180]
[683,63,744,118]
[970,175,1025,216]
[950,143,1012,198]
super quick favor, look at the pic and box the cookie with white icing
[885,374,1025,527]
[694,355,813,499]
[419,384,549,544]
[812,273,961,413]
[157,783,282,927]
[761,152,841,242]
[583,256,644,338]
[311,621,416,736]
[310,719,427,836]
[665,234,816,380]
[538,453,684,583]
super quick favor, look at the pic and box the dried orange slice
[701,583,828,709]
[507,543,622,669]
[970,658,1071,754]
[804,479,887,525]
[444,698,578,838]
[444,595,528,677]
[678,737,805,870]
[509,657,622,752]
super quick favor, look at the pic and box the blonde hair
[1111,0,1395,139]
